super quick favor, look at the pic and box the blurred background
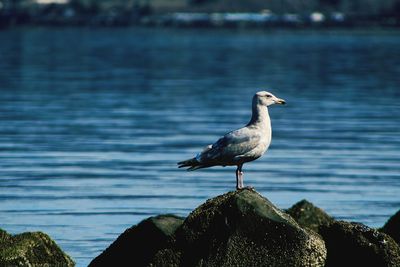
[0,1,400,266]
[1,0,400,27]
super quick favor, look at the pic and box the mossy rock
[174,189,327,267]
[320,221,400,267]
[286,199,334,233]
[89,214,184,267]
[381,209,400,246]
[150,248,181,267]
[90,190,329,267]
[0,229,74,267]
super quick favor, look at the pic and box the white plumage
[178,91,286,190]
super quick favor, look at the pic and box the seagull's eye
[266,95,272,98]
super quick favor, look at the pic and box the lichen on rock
[89,190,400,267]
[174,189,327,267]
[0,229,74,267]
[286,199,334,233]
[320,220,400,267]
[91,189,328,267]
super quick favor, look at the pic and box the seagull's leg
[236,165,244,190]
[238,164,244,189]
[238,164,254,190]
[236,166,241,190]
[234,164,244,190]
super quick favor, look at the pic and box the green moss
[286,199,334,233]
[150,215,184,237]
[90,189,400,267]
[235,189,298,225]
[175,189,327,267]
[0,229,74,267]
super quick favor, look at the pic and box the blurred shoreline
[1,0,399,29]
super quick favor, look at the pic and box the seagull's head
[255,91,286,107]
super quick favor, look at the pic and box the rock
[90,190,328,267]
[0,229,74,267]
[286,199,334,233]
[381,209,400,245]
[150,248,181,267]
[89,214,184,267]
[173,189,327,267]
[319,221,400,267]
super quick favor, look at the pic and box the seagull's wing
[198,127,261,165]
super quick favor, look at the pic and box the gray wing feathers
[198,128,261,165]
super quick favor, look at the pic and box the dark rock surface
[286,199,334,233]
[90,190,400,267]
[381,209,400,245]
[172,189,327,267]
[89,214,184,267]
[91,189,327,267]
[0,229,74,267]
[320,221,400,267]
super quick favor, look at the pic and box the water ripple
[0,28,399,267]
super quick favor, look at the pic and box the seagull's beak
[275,98,286,105]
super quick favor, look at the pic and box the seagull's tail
[177,158,204,171]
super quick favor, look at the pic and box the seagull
[178,91,286,190]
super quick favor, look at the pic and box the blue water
[0,27,399,266]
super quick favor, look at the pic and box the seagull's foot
[236,186,255,191]
[244,186,255,191]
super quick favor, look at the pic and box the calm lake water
[0,27,399,266]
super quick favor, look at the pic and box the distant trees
[183,0,400,15]
[1,0,399,27]
[69,0,99,14]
